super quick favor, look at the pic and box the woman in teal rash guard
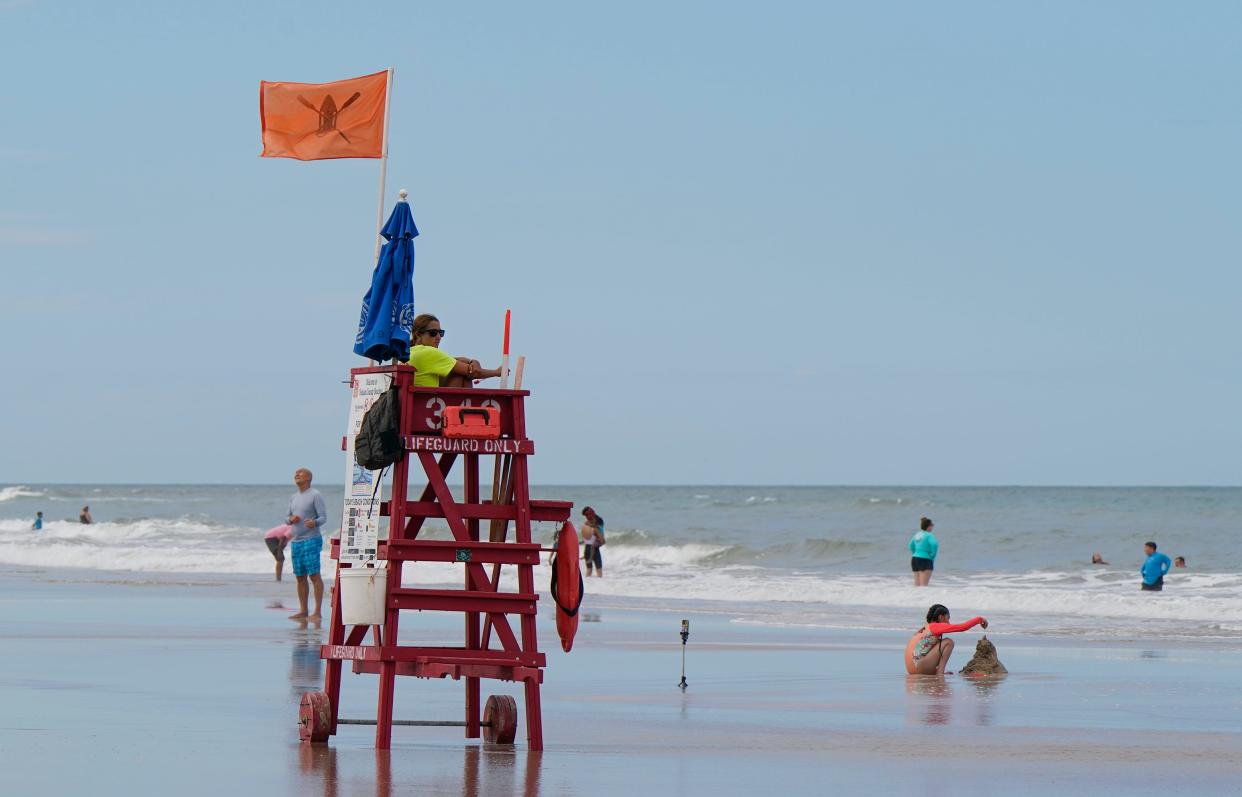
[909,516,939,587]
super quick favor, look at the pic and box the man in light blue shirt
[287,468,329,620]
[1140,541,1172,592]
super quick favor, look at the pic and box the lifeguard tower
[298,364,573,750]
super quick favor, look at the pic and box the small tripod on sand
[678,619,689,691]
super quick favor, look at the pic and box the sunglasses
[420,329,447,338]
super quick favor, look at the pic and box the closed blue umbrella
[354,197,418,361]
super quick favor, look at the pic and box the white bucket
[337,567,389,626]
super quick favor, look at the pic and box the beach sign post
[339,372,391,567]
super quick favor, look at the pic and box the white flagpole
[373,66,395,262]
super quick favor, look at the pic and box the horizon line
[5,481,1242,489]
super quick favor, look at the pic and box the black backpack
[354,384,402,470]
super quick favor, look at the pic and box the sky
[2,1,1240,485]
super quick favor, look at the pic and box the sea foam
[0,486,44,503]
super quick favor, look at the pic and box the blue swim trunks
[291,536,323,577]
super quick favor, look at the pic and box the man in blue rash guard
[1140,541,1172,592]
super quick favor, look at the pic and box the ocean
[3,483,1240,641]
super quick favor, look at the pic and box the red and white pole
[500,309,511,389]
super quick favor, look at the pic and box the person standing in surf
[582,506,605,577]
[264,523,293,582]
[909,517,938,586]
[79,506,93,524]
[32,511,43,531]
[1140,541,1171,592]
[286,468,329,620]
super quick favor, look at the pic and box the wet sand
[3,567,1241,796]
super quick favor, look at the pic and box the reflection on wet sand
[906,674,1009,727]
[376,750,391,797]
[297,744,542,797]
[966,673,1006,726]
[462,746,543,797]
[906,674,953,725]
[298,744,338,797]
[289,625,324,700]
[966,674,1006,697]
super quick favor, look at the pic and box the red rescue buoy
[551,521,584,652]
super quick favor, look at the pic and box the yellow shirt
[408,345,457,386]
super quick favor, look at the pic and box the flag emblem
[260,70,388,160]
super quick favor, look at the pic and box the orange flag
[260,70,388,161]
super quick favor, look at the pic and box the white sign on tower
[341,372,391,564]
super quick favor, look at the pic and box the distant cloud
[0,228,89,246]
[0,146,60,163]
[0,212,90,246]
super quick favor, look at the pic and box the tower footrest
[351,659,544,683]
[377,498,572,522]
[382,540,542,565]
[389,588,539,614]
[321,644,546,669]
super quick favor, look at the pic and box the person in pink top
[264,524,294,581]
[904,604,989,675]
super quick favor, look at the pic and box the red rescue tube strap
[549,558,584,617]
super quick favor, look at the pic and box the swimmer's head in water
[926,604,949,623]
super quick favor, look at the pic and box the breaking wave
[0,486,44,503]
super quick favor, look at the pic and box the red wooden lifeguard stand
[299,364,572,750]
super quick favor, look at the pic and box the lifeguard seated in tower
[407,313,503,387]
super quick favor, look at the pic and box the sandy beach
[3,566,1240,797]
[7,1,1242,794]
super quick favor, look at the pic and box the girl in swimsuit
[904,604,988,675]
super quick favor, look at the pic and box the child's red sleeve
[927,617,983,635]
